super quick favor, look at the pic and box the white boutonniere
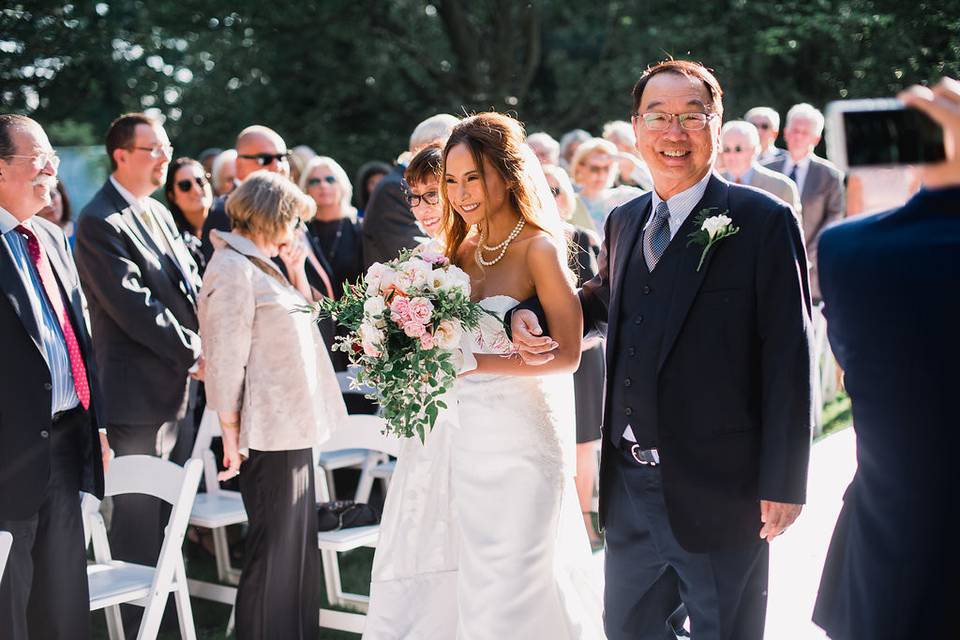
[686,207,740,272]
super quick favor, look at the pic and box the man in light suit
[745,106,787,165]
[512,60,814,640]
[74,112,202,634]
[720,120,802,218]
[361,113,458,268]
[0,115,108,640]
[765,103,845,301]
[812,78,960,640]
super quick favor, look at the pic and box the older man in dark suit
[361,113,458,268]
[765,103,845,300]
[0,115,107,640]
[513,60,814,640]
[74,112,202,633]
[812,78,960,640]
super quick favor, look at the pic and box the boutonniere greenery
[686,207,740,272]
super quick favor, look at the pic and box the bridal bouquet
[306,249,485,441]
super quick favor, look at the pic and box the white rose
[701,215,732,240]
[441,265,471,294]
[428,269,447,291]
[433,319,464,350]
[363,296,386,317]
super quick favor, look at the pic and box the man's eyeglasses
[238,152,290,166]
[721,145,749,154]
[4,151,60,170]
[633,112,716,131]
[307,175,337,187]
[176,176,208,193]
[404,190,440,208]
[549,186,562,197]
[131,144,174,159]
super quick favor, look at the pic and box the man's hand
[99,431,112,475]
[759,500,802,540]
[190,355,205,381]
[899,77,960,190]
[510,309,559,365]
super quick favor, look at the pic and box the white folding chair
[317,414,401,630]
[0,531,12,584]
[86,456,203,640]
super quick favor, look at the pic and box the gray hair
[526,132,560,164]
[720,120,761,150]
[602,120,635,147]
[298,155,356,218]
[0,114,38,158]
[744,106,781,131]
[211,149,237,184]
[559,129,592,163]
[785,103,825,136]
[409,114,459,153]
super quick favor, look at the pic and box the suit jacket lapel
[608,196,651,327]
[657,175,730,372]
[39,226,88,345]
[0,233,44,358]
[150,201,200,300]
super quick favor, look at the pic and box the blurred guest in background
[197,147,221,176]
[165,157,214,273]
[766,103,845,301]
[570,137,643,235]
[544,163,605,549]
[200,171,347,640]
[211,149,238,197]
[362,113,457,267]
[299,156,362,297]
[720,121,802,218]
[403,144,444,240]
[527,132,561,167]
[353,160,391,219]
[745,106,787,165]
[35,179,75,246]
[290,144,317,185]
[602,120,653,190]
[559,128,591,172]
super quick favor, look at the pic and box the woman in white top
[570,137,644,236]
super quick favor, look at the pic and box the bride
[443,112,605,639]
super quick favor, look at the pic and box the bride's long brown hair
[439,112,562,262]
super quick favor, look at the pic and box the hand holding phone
[898,78,960,189]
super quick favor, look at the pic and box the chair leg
[138,592,170,640]
[211,526,235,584]
[226,606,236,637]
[324,469,337,501]
[104,605,125,640]
[174,559,198,640]
[320,548,345,607]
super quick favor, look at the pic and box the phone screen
[844,108,945,167]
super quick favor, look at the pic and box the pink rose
[403,321,426,338]
[390,296,411,324]
[419,331,435,349]
[419,250,448,266]
[407,297,434,324]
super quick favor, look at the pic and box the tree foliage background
[3,0,959,176]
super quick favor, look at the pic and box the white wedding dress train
[452,296,605,640]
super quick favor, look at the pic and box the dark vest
[608,220,685,448]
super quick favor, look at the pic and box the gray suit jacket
[75,180,201,425]
[766,154,845,299]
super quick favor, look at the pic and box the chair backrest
[319,414,402,458]
[191,409,225,494]
[104,455,202,505]
[0,531,12,583]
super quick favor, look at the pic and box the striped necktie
[643,201,672,271]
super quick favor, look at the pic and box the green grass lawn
[818,391,852,441]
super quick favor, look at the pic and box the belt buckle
[630,443,657,466]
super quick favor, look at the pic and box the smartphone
[824,98,945,172]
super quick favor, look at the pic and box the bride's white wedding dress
[452,295,605,640]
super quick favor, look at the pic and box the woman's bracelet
[220,420,240,431]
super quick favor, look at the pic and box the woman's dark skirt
[236,447,319,640]
[574,343,605,444]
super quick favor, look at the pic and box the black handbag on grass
[317,500,381,531]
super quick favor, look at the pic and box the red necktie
[17,224,91,410]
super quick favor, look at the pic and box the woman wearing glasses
[570,137,644,236]
[200,171,347,640]
[164,157,214,272]
[298,156,363,298]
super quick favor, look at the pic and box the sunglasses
[307,175,338,187]
[238,152,290,166]
[721,145,749,154]
[750,121,773,130]
[549,186,562,197]
[176,176,208,193]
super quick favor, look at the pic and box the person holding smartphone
[812,77,960,640]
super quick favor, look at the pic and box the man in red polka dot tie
[0,114,109,640]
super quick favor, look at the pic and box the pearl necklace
[476,216,525,267]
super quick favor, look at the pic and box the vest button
[40,430,49,439]
[43,383,52,391]
[634,315,644,325]
[642,285,651,294]
[624,378,632,387]
[627,347,636,357]
[624,407,633,417]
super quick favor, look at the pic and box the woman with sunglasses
[570,137,644,237]
[298,156,363,299]
[165,157,214,272]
